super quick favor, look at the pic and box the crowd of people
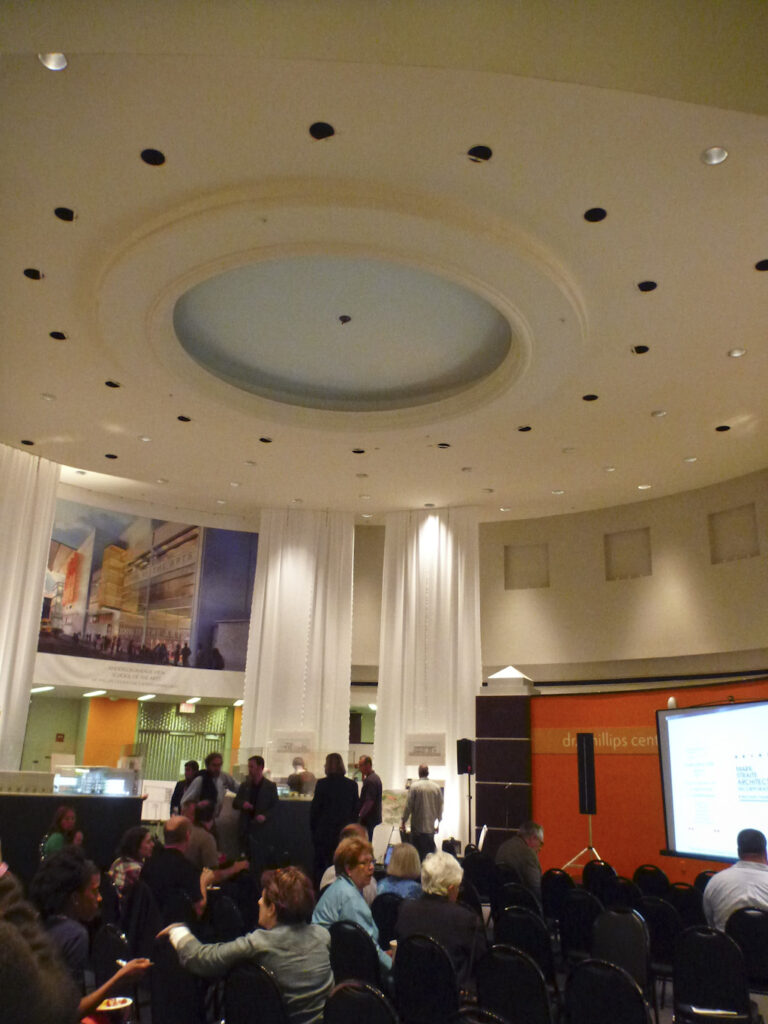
[5,747,768,1024]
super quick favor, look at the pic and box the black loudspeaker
[457,738,475,775]
[577,732,596,815]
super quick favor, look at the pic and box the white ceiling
[2,2,767,526]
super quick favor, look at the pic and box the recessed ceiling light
[245,459,257,466]
[359,494,371,500]
[49,330,67,340]
[141,148,166,166]
[638,484,652,490]
[582,394,598,402]
[436,442,451,449]
[104,453,118,459]
[631,345,649,354]
[186,697,201,704]
[683,456,698,463]
[552,489,565,495]
[352,448,365,454]
[30,685,55,693]
[156,477,168,484]
[291,498,303,504]
[651,410,667,418]
[715,424,731,432]
[105,380,121,388]
[338,315,351,324]
[482,488,494,493]
[701,146,728,165]
[499,507,511,512]
[137,693,156,701]
[728,348,746,358]
[361,513,374,519]
[230,481,241,488]
[233,699,244,707]
[756,260,768,272]
[138,435,152,442]
[309,121,335,140]
[467,145,492,163]
[424,503,436,508]
[356,472,368,478]
[562,447,576,454]
[260,437,273,443]
[604,466,616,473]
[637,281,658,293]
[41,393,56,401]
[216,499,227,505]
[584,207,607,222]
[38,53,68,70]
[82,689,107,698]
[517,426,532,432]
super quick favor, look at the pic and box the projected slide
[657,701,768,860]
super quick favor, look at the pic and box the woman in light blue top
[377,842,423,900]
[312,835,392,974]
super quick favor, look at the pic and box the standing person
[42,806,84,858]
[287,756,317,795]
[181,751,237,817]
[494,820,544,906]
[703,828,768,930]
[159,866,333,1024]
[310,753,359,886]
[233,755,279,875]
[140,817,214,917]
[401,764,443,861]
[170,759,199,815]
[357,755,383,841]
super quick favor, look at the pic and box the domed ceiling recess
[173,257,512,412]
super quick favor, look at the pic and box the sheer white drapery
[374,506,482,842]
[240,509,354,768]
[0,445,60,769]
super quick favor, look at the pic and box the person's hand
[242,801,253,812]
[73,831,84,846]
[255,813,266,823]
[156,923,185,939]
[233,859,249,873]
[117,958,151,979]
[201,868,216,889]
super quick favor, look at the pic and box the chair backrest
[560,887,604,962]
[591,907,650,989]
[605,875,643,911]
[455,1007,512,1024]
[725,907,768,989]
[462,852,502,905]
[329,919,381,987]
[207,889,246,941]
[91,923,131,991]
[476,944,553,1024]
[673,925,752,1017]
[225,962,290,1024]
[394,933,459,1024]
[694,870,717,893]
[495,881,540,916]
[581,860,617,905]
[99,872,122,926]
[638,896,682,971]
[458,877,485,921]
[323,980,399,1024]
[666,882,705,927]
[632,863,670,898]
[493,906,557,988]
[566,958,653,1024]
[541,868,575,924]
[123,879,161,958]
[149,936,206,1024]
[371,892,403,949]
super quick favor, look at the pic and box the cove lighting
[30,685,55,693]
[83,689,107,698]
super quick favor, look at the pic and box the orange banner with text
[532,726,658,754]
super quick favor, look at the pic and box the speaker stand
[465,771,473,851]
[562,813,601,870]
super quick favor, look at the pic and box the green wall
[21,696,87,772]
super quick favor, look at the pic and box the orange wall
[530,678,768,882]
[83,697,139,766]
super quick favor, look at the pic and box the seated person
[1,860,80,1024]
[109,825,155,900]
[396,850,487,989]
[494,820,544,907]
[185,803,249,883]
[140,815,213,917]
[319,823,378,905]
[312,835,392,975]
[703,827,768,930]
[41,805,83,858]
[160,866,333,1024]
[28,847,150,1019]
[377,842,422,899]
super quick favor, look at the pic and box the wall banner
[532,727,658,755]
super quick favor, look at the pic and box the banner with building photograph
[37,498,258,683]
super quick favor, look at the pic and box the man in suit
[357,755,382,841]
[233,756,279,877]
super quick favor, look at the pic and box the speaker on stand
[563,732,602,869]
[457,738,475,851]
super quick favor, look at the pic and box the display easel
[562,813,601,870]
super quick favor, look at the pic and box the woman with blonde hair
[377,842,422,899]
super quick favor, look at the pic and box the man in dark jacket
[233,755,279,875]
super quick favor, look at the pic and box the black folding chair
[541,867,574,933]
[323,980,399,1024]
[582,859,617,907]
[371,892,403,950]
[492,905,560,1005]
[633,864,670,899]
[566,958,653,1024]
[667,882,705,927]
[476,944,553,1024]
[494,881,540,917]
[673,925,758,1024]
[726,907,768,992]
[225,962,289,1024]
[394,933,459,1024]
[149,936,207,1024]
[329,919,381,987]
[560,887,603,965]
[639,895,682,1010]
[591,907,657,1023]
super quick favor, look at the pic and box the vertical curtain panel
[239,508,354,771]
[0,445,60,770]
[375,506,482,842]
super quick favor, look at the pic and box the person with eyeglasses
[312,835,393,975]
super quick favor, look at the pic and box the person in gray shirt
[494,820,544,906]
[401,765,443,861]
[160,865,333,1024]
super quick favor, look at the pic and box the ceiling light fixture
[216,499,226,505]
[38,52,68,70]
[552,489,565,495]
[683,456,698,463]
[30,685,55,693]
[137,694,156,701]
[361,513,374,518]
[230,481,241,488]
[186,697,201,704]
[701,146,728,165]
[651,410,667,418]
[728,348,746,358]
[499,507,511,512]
[638,484,652,490]
[604,466,616,473]
[82,690,107,698]
[41,393,56,401]
[368,703,377,711]
[233,699,244,707]
[156,477,168,484]
[138,435,152,442]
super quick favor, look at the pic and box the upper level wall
[479,469,768,671]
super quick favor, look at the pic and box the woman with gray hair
[395,851,487,988]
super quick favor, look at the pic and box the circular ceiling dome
[173,257,512,411]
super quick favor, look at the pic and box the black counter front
[0,794,143,889]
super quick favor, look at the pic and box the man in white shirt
[401,765,443,861]
[703,828,768,931]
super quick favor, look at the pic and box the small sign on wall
[404,733,446,765]
[55,733,65,743]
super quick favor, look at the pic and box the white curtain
[240,509,354,772]
[375,506,482,844]
[0,445,60,769]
